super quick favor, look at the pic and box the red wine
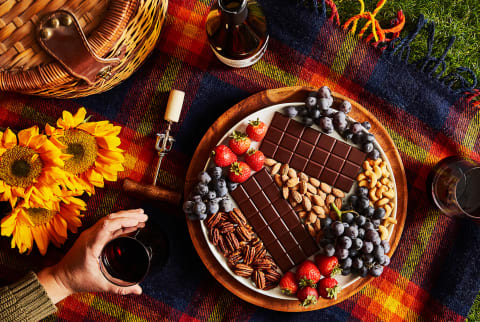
[100,237,150,284]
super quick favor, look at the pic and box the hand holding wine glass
[37,209,148,303]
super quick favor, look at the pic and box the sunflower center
[0,146,43,188]
[25,207,56,227]
[60,129,98,175]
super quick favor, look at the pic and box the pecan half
[253,257,271,270]
[218,222,235,234]
[243,245,256,265]
[206,212,223,228]
[211,228,220,246]
[263,280,279,290]
[234,263,253,277]
[253,270,266,289]
[236,225,253,242]
[230,208,247,226]
[264,269,282,282]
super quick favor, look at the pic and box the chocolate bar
[230,168,319,272]
[260,112,366,192]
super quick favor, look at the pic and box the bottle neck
[219,0,248,26]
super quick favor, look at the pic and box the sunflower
[0,188,86,255]
[0,127,68,208]
[46,108,125,195]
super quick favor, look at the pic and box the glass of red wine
[99,225,168,286]
[428,156,480,223]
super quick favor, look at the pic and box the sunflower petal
[73,108,87,127]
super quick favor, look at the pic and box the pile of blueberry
[284,86,380,160]
[318,186,390,277]
[183,166,238,220]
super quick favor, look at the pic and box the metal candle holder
[153,121,175,186]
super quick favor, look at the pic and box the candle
[164,89,185,123]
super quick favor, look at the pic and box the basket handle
[0,0,138,92]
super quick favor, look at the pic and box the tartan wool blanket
[1,0,480,320]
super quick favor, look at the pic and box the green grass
[333,0,480,79]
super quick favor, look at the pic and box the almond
[314,218,321,232]
[312,194,325,207]
[312,205,325,217]
[292,190,303,203]
[299,172,309,182]
[325,194,335,207]
[302,196,312,211]
[309,177,320,187]
[271,163,281,175]
[274,174,282,187]
[286,177,299,187]
[320,182,332,194]
[280,164,289,176]
[300,181,308,194]
[288,168,297,178]
[264,158,277,166]
[282,186,289,199]
[334,197,342,210]
[306,182,317,194]
[332,188,345,198]
[307,223,316,237]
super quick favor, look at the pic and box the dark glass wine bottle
[206,0,269,68]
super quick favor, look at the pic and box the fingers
[111,222,146,238]
[114,284,142,296]
[107,209,145,219]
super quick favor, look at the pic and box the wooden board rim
[184,86,408,312]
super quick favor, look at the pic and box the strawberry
[279,272,298,296]
[296,260,321,288]
[314,254,341,277]
[245,149,265,171]
[228,131,251,155]
[246,118,267,141]
[317,277,341,300]
[212,145,237,167]
[228,161,251,183]
[296,286,318,307]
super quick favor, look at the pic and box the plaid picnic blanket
[1,0,479,320]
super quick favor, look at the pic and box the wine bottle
[206,0,269,68]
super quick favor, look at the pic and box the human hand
[38,209,148,303]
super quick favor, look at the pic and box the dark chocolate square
[273,198,291,216]
[251,191,269,210]
[291,224,310,242]
[288,245,306,265]
[264,184,281,202]
[229,185,249,204]
[347,148,367,165]
[270,218,288,236]
[281,210,301,228]
[257,226,276,243]
[332,141,351,158]
[270,112,290,130]
[305,161,323,178]
[239,199,257,218]
[248,212,267,230]
[286,119,305,137]
[320,167,338,185]
[280,133,299,151]
[242,177,260,194]
[335,174,355,192]
[278,232,297,251]
[261,205,280,222]
[317,134,335,151]
[311,148,329,165]
[264,239,286,258]
[274,254,295,272]
[260,140,277,158]
[301,127,321,145]
[265,127,284,144]
[341,161,361,178]
[290,154,308,172]
[273,147,293,164]
[254,169,273,187]
[300,236,319,256]
[325,154,345,172]
[295,141,315,158]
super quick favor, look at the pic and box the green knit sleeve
[0,271,57,321]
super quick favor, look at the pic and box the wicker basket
[0,0,167,98]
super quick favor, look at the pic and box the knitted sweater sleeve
[0,271,57,321]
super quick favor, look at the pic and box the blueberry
[334,119,348,132]
[343,212,355,224]
[198,171,211,184]
[351,122,363,134]
[192,195,202,203]
[323,108,336,117]
[220,199,233,212]
[320,217,332,228]
[343,222,350,229]
[352,257,363,269]
[342,129,354,141]
[362,121,371,130]
[377,254,386,265]
[368,149,381,160]
[363,253,374,264]
[335,247,349,260]
[381,240,391,254]
[285,106,298,118]
[215,178,226,189]
[303,117,314,126]
[365,229,379,242]
[355,215,366,226]
[363,133,375,143]
[305,96,317,109]
[358,197,370,210]
[309,108,321,119]
[373,245,385,259]
[363,206,375,218]
[333,111,347,123]
[226,181,238,191]
[195,183,209,196]
[197,212,207,220]
[345,226,358,239]
[369,264,384,277]
[318,98,331,111]
[324,244,335,257]
[207,191,217,200]
[371,235,382,246]
[338,101,352,114]
[338,236,352,249]
[362,241,373,254]
[373,207,386,220]
[318,116,334,133]
[331,221,345,236]
[359,266,369,277]
[349,249,358,258]
[298,106,309,117]
[194,202,207,216]
[209,166,223,180]
[207,200,220,214]
[363,221,375,231]
[341,268,351,276]
[340,257,352,269]
[216,186,228,197]
[357,227,365,239]
[372,219,381,229]
[352,238,363,250]
[357,186,369,196]
[362,142,374,153]
[182,200,195,214]
[317,86,331,98]
[352,132,364,144]
[348,195,359,208]
[383,255,391,266]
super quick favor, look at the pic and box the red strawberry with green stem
[245,149,265,171]
[297,286,318,307]
[212,145,237,167]
[246,119,267,141]
[228,131,251,155]
[314,254,341,277]
[228,161,251,183]
[317,277,341,299]
[296,260,321,288]
[279,272,298,296]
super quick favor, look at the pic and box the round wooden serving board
[185,86,407,312]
